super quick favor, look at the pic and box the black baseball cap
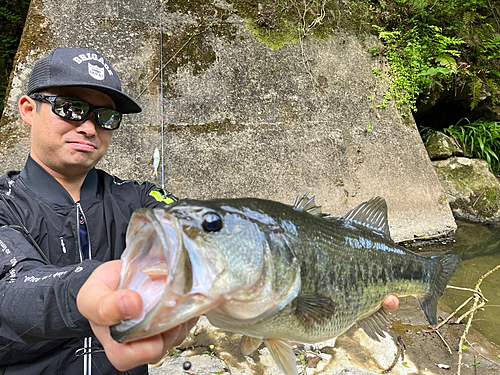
[27,48,141,114]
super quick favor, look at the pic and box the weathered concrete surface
[0,0,456,241]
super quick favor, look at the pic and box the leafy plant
[367,0,500,112]
[419,126,437,143]
[444,118,500,175]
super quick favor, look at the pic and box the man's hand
[382,294,399,311]
[77,260,198,371]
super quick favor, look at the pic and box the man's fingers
[78,261,201,371]
[77,261,143,326]
[151,318,199,364]
[144,318,200,365]
[96,290,143,326]
[98,329,165,371]
[382,294,399,312]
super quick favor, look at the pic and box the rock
[425,131,463,159]
[432,156,500,221]
[149,298,500,375]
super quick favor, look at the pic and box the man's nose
[76,113,98,136]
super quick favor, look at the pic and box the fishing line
[160,11,165,189]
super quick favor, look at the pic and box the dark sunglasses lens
[96,109,122,130]
[53,97,90,121]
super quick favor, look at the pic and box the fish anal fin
[291,294,335,329]
[343,197,391,238]
[264,338,298,375]
[420,254,461,326]
[357,308,391,341]
[240,336,263,356]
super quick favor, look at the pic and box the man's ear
[19,95,37,126]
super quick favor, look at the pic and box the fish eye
[201,213,223,232]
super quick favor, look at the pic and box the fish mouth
[110,208,222,343]
[111,208,190,343]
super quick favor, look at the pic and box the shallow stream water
[428,221,500,346]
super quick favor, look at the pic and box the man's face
[25,87,115,178]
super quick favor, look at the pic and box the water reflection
[434,221,500,346]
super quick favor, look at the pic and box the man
[0,47,399,374]
[0,47,197,374]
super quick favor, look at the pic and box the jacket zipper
[83,337,92,375]
[76,202,92,262]
[77,202,92,375]
[76,203,83,262]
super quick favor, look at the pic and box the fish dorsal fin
[240,336,263,356]
[292,193,329,217]
[343,197,391,238]
[291,293,336,329]
[264,338,298,375]
[357,308,391,341]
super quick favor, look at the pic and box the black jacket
[0,157,176,374]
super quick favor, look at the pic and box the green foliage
[420,126,437,143]
[0,0,30,118]
[0,6,22,24]
[372,22,463,111]
[471,77,485,110]
[444,119,500,175]
[366,0,500,112]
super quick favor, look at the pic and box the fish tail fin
[419,254,461,326]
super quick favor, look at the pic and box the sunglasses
[29,94,122,130]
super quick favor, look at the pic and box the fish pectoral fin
[264,338,298,375]
[291,293,335,329]
[357,308,391,341]
[240,336,263,356]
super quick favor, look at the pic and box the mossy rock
[425,132,463,160]
[433,157,500,222]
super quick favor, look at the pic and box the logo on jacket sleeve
[149,188,178,205]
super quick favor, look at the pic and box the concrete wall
[0,0,456,242]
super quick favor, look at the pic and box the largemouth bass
[111,195,460,374]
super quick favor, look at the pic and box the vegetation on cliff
[368,0,499,113]
[228,0,499,113]
[0,0,29,117]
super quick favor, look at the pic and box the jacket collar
[19,156,99,205]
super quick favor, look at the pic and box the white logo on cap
[73,53,114,76]
[88,63,105,80]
